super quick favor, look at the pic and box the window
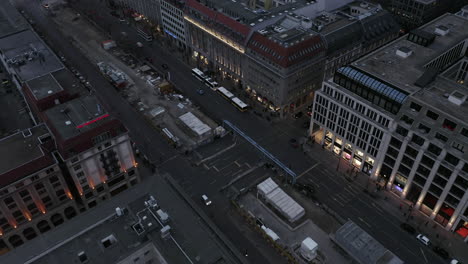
[71,157,79,164]
[435,133,448,143]
[390,137,402,149]
[461,128,468,138]
[417,124,430,134]
[428,143,442,156]
[444,153,460,166]
[442,119,457,131]
[426,110,439,120]
[410,102,422,112]
[421,155,435,168]
[452,142,465,153]
[405,146,418,158]
[400,115,414,125]
[74,165,82,171]
[396,125,408,136]
[410,134,424,146]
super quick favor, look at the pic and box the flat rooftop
[44,96,111,140]
[26,68,83,100]
[0,1,30,39]
[334,221,403,264]
[0,30,63,82]
[0,124,50,175]
[354,13,468,95]
[26,195,194,264]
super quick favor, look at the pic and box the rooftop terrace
[0,30,63,82]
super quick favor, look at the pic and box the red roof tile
[186,0,250,38]
[248,33,326,67]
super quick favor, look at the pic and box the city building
[310,8,468,235]
[185,0,399,115]
[0,124,78,253]
[2,195,198,264]
[42,95,140,210]
[387,0,468,31]
[160,0,189,48]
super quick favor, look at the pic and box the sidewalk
[301,140,468,262]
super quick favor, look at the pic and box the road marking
[358,217,372,228]
[332,197,345,207]
[209,179,216,185]
[420,248,428,263]
[212,166,219,172]
[203,164,210,170]
[234,160,241,167]
[344,187,355,196]
[296,162,321,179]
[371,203,385,214]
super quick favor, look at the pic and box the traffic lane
[72,0,315,174]
[161,157,279,264]
[309,167,443,264]
[17,0,176,163]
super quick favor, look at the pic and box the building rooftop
[0,30,64,82]
[354,13,468,95]
[26,68,83,100]
[25,196,187,264]
[334,221,403,264]
[44,96,111,140]
[0,124,54,187]
[0,1,30,39]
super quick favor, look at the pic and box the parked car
[289,138,299,148]
[197,88,205,95]
[451,259,461,264]
[416,234,430,246]
[255,217,264,227]
[432,246,449,259]
[294,112,303,119]
[400,223,416,234]
[201,195,211,206]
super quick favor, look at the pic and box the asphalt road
[16,1,448,264]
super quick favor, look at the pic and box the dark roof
[44,96,111,141]
[414,67,438,87]
[0,1,30,39]
[334,221,403,264]
[0,124,55,188]
[0,30,64,82]
[324,21,363,55]
[248,33,326,67]
[186,0,250,39]
[360,11,400,42]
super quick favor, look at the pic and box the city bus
[231,97,249,112]
[191,68,206,81]
[216,87,234,100]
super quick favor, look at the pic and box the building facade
[0,125,79,253]
[311,10,468,235]
[160,0,188,48]
[388,0,468,31]
[42,96,140,211]
[185,0,399,115]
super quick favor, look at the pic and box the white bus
[217,87,234,100]
[191,68,206,81]
[204,77,218,90]
[231,97,249,112]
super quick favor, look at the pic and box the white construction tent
[257,178,305,223]
[178,112,212,138]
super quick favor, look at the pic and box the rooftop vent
[396,47,412,58]
[78,251,88,263]
[22,129,32,138]
[360,3,369,8]
[47,90,53,94]
[65,121,72,125]
[101,234,117,249]
[448,91,467,106]
[434,25,449,36]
